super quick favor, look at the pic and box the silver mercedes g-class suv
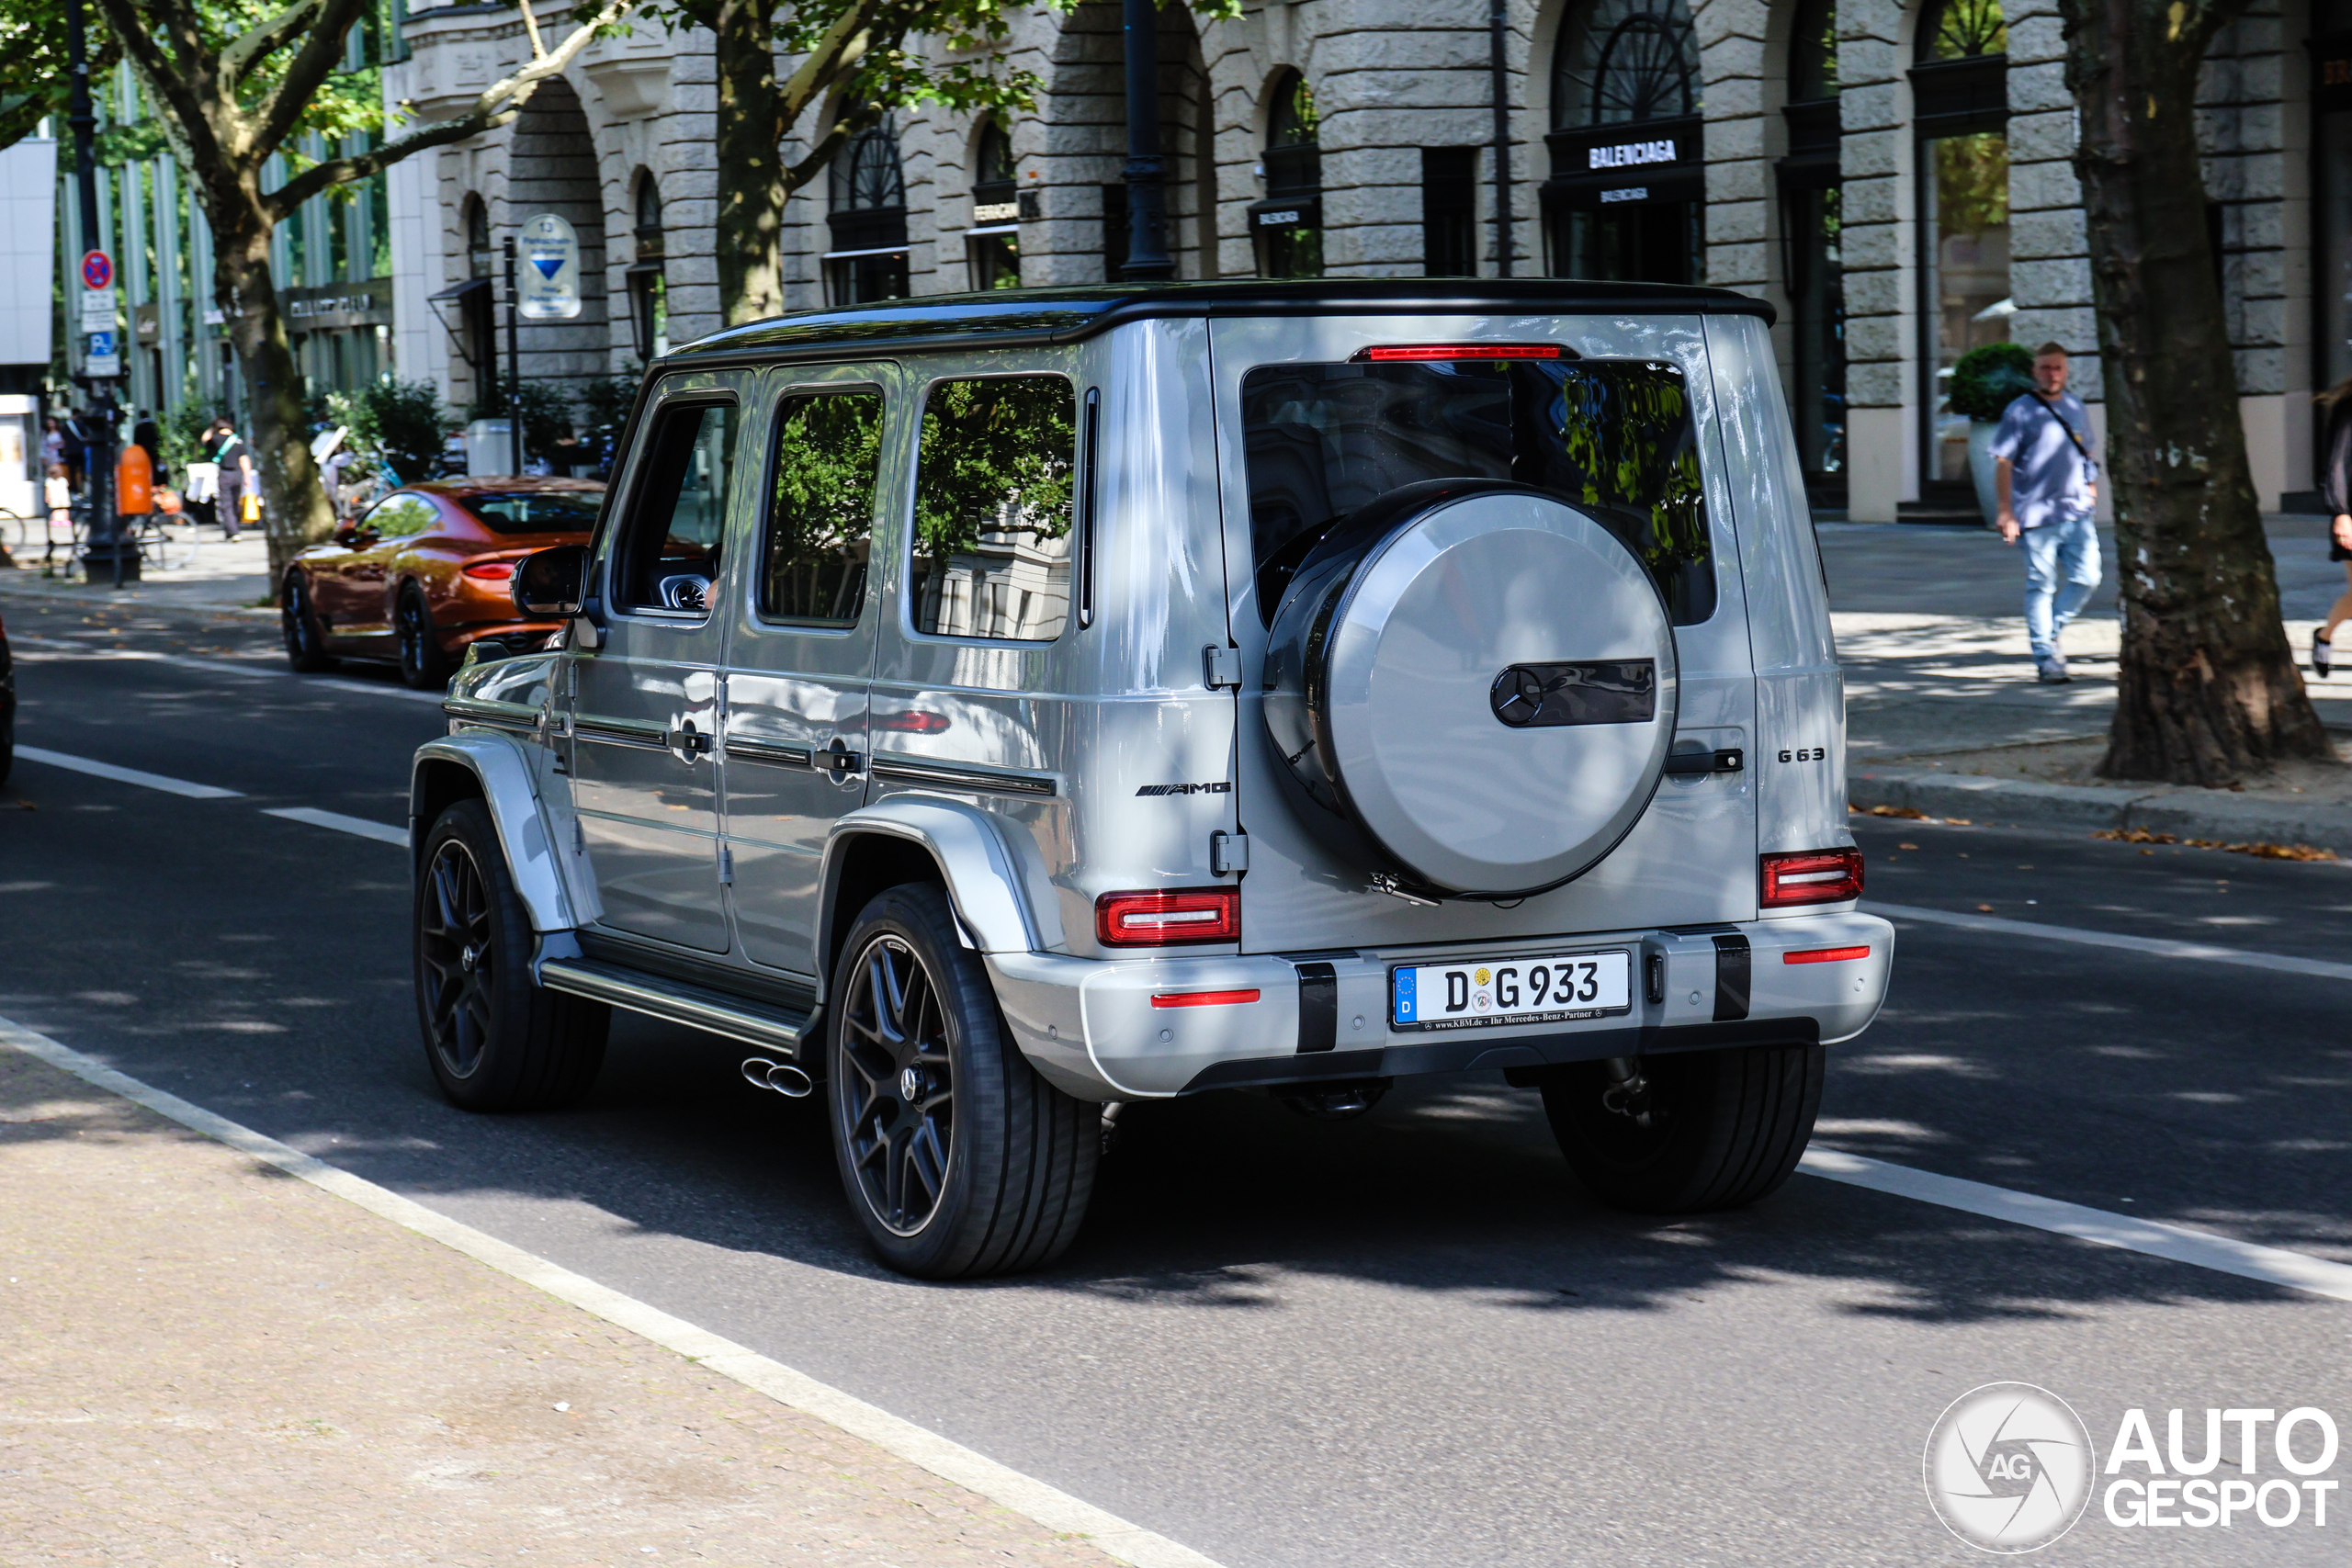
[411,279,1892,1279]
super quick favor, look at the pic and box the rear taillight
[1096,887,1240,947]
[1760,849,1864,908]
[463,560,516,581]
[1150,988,1261,1009]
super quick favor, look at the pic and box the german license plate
[1390,950,1632,1031]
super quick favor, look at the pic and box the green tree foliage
[343,378,446,484]
[1948,343,2034,423]
[0,0,118,152]
[80,0,627,581]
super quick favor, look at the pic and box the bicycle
[132,512,200,572]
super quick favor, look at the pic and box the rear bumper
[987,909,1893,1101]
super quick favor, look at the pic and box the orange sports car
[281,478,605,688]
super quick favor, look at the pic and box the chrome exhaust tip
[741,1056,815,1099]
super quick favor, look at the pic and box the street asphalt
[3,589,2349,1566]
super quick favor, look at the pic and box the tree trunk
[2065,0,2333,784]
[212,208,332,589]
[714,0,786,326]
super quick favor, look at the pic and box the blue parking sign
[87,330,115,355]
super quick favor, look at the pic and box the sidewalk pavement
[1825,516,2352,854]
[0,526,274,616]
[0,1041,1125,1567]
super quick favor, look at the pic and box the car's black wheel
[827,882,1096,1279]
[396,586,448,691]
[414,798,608,1111]
[281,571,334,672]
[1542,1043,1823,1213]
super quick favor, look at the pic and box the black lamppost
[503,235,523,475]
[65,0,125,584]
[1118,0,1173,280]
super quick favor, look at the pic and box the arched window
[1781,0,1844,499]
[1253,73,1323,278]
[969,119,1021,289]
[827,115,910,305]
[1918,0,2007,62]
[1552,0,1700,129]
[1544,0,1703,284]
[433,194,499,404]
[1911,0,2009,508]
[627,174,667,361]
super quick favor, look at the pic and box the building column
[1697,0,1779,318]
[1837,0,1915,523]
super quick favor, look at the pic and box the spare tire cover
[1262,483,1678,897]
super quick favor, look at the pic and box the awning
[822,245,911,261]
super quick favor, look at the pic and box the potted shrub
[1949,342,2037,526]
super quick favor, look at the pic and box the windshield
[1238,357,1714,625]
[461,491,605,534]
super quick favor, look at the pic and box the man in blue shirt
[1991,342,2102,683]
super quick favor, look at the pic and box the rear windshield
[1239,358,1713,624]
[462,491,605,534]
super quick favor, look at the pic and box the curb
[1848,763,2350,852]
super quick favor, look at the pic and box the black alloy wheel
[827,883,1096,1278]
[838,931,957,1236]
[397,587,447,690]
[413,798,607,1111]
[281,572,334,672]
[1541,1043,1824,1213]
[418,829,497,1082]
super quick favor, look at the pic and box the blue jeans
[2022,513,2100,660]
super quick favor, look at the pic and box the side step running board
[537,957,817,1055]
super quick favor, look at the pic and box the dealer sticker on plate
[1391,950,1632,1031]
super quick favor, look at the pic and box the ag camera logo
[1925,1382,2097,1552]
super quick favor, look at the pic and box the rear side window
[910,376,1076,642]
[612,400,735,613]
[763,390,883,626]
[1239,358,1714,624]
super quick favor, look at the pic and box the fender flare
[411,734,578,933]
[820,798,1045,984]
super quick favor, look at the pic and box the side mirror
[333,522,363,547]
[513,543,590,618]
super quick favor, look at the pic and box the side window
[763,390,884,625]
[613,400,736,613]
[366,494,435,538]
[910,376,1077,641]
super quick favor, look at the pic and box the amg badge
[1135,781,1233,796]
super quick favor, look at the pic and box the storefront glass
[1924,132,2010,485]
[1545,0,1703,285]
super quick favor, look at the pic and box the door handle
[822,739,864,775]
[670,721,712,755]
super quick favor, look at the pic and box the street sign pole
[64,0,124,587]
[504,235,523,476]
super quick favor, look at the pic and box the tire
[413,798,609,1111]
[281,571,335,672]
[827,882,1095,1279]
[1542,1043,1824,1213]
[396,585,449,690]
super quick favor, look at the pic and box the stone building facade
[385,0,2352,518]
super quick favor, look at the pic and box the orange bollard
[117,443,153,516]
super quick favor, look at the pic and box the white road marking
[12,637,443,704]
[1868,899,2352,984]
[261,807,409,848]
[0,1013,1227,1568]
[1801,1148,2352,1304]
[14,745,243,799]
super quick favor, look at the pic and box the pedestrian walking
[2309,378,2352,677]
[212,420,256,540]
[39,415,62,470]
[1992,342,2102,684]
